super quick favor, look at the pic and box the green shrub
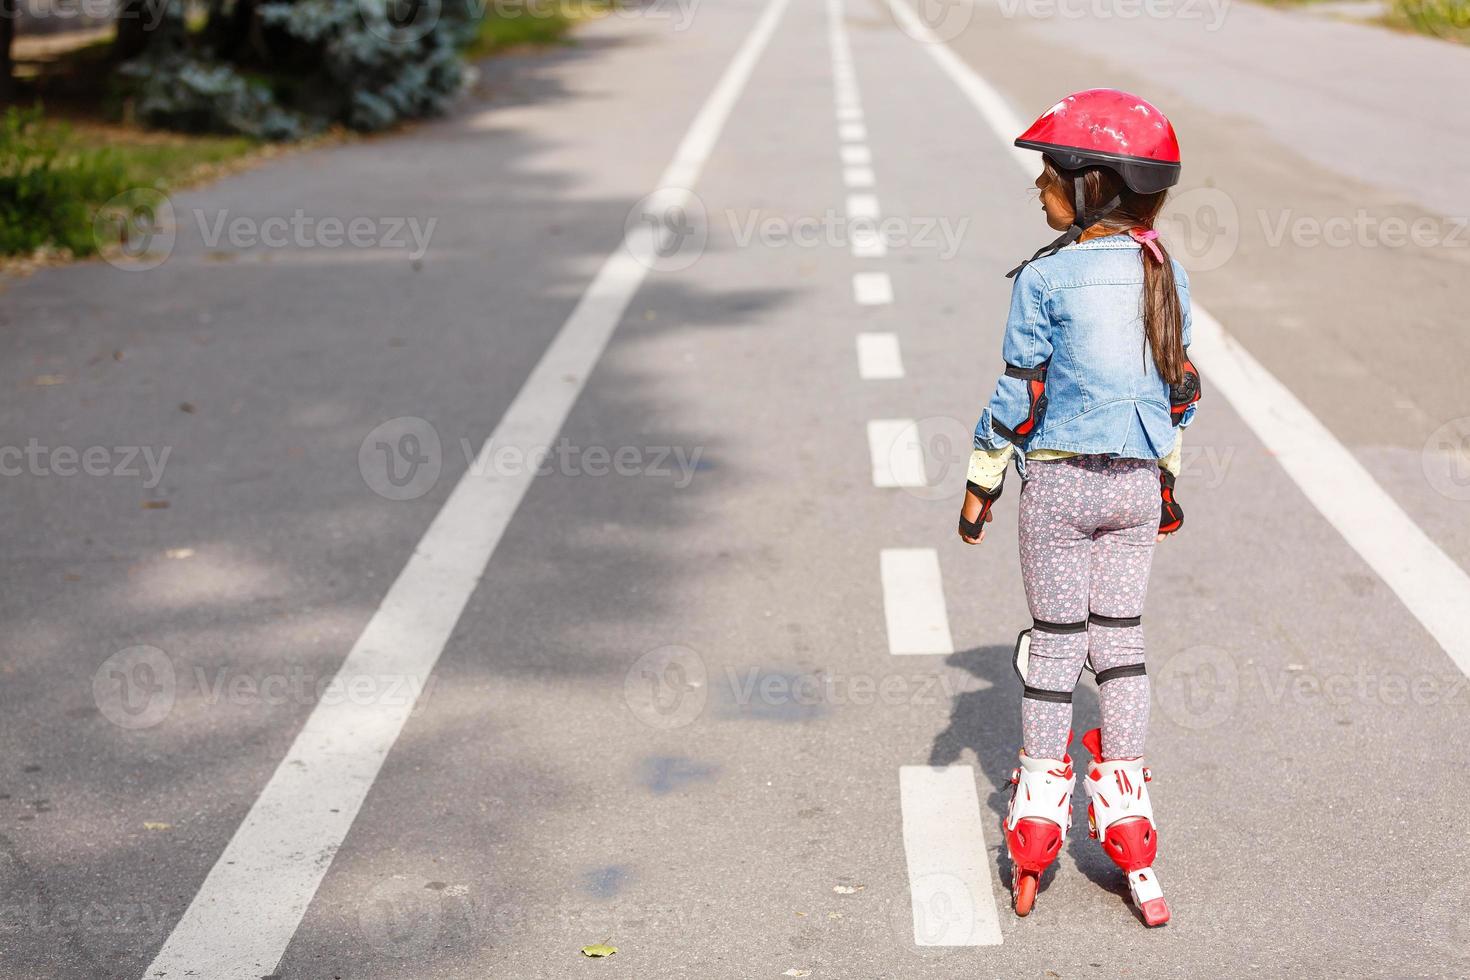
[118,54,309,141]
[0,107,134,257]
[258,0,468,132]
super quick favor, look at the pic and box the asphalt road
[2,0,1468,977]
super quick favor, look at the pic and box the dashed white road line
[885,0,1470,682]
[843,166,877,187]
[839,122,868,141]
[880,549,956,655]
[836,105,864,121]
[853,271,893,305]
[857,333,905,379]
[899,765,1005,946]
[841,144,872,166]
[852,230,888,259]
[846,193,880,220]
[868,418,926,487]
[139,0,796,976]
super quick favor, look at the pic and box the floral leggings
[1018,455,1159,761]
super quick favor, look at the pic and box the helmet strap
[1005,175,1123,279]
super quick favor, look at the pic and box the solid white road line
[1192,311,1470,679]
[857,332,905,379]
[841,144,872,166]
[885,0,1470,681]
[880,549,956,655]
[846,193,880,220]
[899,765,1005,946]
[868,418,926,487]
[852,271,893,305]
[140,1,795,977]
[844,165,877,187]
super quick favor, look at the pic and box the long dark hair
[1041,157,1185,385]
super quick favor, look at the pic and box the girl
[955,89,1200,926]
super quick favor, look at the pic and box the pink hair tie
[1129,227,1164,264]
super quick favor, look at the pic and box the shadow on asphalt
[933,644,1138,916]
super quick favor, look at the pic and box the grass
[47,120,263,190]
[463,4,600,60]
[0,107,275,262]
[1384,0,1470,41]
[2,6,591,263]
[1248,0,1470,44]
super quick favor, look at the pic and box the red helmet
[1015,89,1181,194]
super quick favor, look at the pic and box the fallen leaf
[580,943,617,958]
[832,884,864,895]
[783,971,811,978]
[30,374,66,386]
[165,548,194,559]
[142,501,170,510]
[143,821,171,831]
[179,402,196,414]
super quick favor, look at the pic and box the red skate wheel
[1139,897,1170,927]
[1013,870,1039,917]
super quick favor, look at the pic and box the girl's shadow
[930,644,1141,919]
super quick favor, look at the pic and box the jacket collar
[1065,234,1141,251]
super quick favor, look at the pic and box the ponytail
[1137,230,1185,385]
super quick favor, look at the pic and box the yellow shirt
[967,431,1183,492]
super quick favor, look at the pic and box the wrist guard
[1159,469,1183,534]
[959,477,1004,539]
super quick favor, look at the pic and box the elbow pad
[1169,354,1200,427]
[959,477,1004,539]
[993,361,1049,443]
[1159,470,1183,534]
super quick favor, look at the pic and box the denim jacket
[973,235,1195,476]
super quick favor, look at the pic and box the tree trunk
[112,0,153,62]
[1,0,16,105]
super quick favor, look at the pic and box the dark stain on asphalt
[582,864,632,899]
[714,669,830,723]
[640,756,717,795]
